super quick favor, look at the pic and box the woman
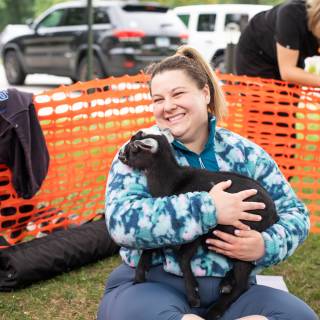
[236,0,320,86]
[97,46,318,320]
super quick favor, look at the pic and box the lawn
[0,234,319,320]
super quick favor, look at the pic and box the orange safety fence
[0,73,319,248]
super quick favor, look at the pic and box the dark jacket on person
[0,89,49,199]
[236,0,319,79]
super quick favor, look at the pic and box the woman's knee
[98,282,191,320]
[224,285,318,320]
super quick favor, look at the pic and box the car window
[46,7,111,27]
[94,7,111,24]
[63,8,86,26]
[38,9,66,28]
[224,14,248,32]
[121,10,184,32]
[177,14,190,28]
[197,14,216,32]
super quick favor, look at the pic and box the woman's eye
[153,98,163,103]
[174,92,184,97]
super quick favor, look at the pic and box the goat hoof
[205,310,223,320]
[189,298,201,308]
[133,276,145,284]
[220,284,232,294]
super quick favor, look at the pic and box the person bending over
[236,0,320,86]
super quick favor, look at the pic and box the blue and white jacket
[105,118,309,277]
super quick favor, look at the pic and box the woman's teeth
[168,114,184,122]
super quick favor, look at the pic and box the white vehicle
[173,4,272,71]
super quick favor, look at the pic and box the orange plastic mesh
[0,73,319,247]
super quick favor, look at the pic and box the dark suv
[1,0,188,84]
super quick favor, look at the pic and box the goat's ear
[134,131,145,139]
[134,138,159,153]
[161,128,174,143]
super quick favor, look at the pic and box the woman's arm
[207,142,310,267]
[105,154,217,249]
[276,43,320,86]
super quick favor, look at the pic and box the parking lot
[0,63,72,94]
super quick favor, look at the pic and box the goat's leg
[134,250,153,284]
[218,268,235,294]
[174,239,202,308]
[205,261,253,320]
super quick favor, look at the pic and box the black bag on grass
[0,219,119,291]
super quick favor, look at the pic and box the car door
[21,8,67,72]
[45,7,89,75]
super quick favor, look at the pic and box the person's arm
[251,147,309,267]
[276,43,320,86]
[106,147,264,250]
[105,154,217,250]
[206,141,310,267]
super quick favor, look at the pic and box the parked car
[1,0,188,85]
[173,4,272,72]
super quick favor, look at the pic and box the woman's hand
[208,180,265,230]
[206,229,265,261]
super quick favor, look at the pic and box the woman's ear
[203,84,211,104]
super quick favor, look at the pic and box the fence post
[225,23,240,74]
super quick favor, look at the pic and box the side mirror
[25,18,34,27]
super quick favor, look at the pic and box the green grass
[0,234,319,319]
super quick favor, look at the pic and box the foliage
[0,0,34,31]
[0,0,65,32]
[33,0,66,17]
[0,234,319,319]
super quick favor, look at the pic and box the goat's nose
[118,152,127,163]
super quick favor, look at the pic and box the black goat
[118,129,277,320]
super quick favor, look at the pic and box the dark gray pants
[97,263,318,320]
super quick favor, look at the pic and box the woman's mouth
[167,113,185,123]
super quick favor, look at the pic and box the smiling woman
[97,45,318,320]
[151,70,210,153]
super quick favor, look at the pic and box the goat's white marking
[139,127,174,144]
[161,128,174,143]
[139,138,159,153]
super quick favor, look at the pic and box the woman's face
[151,69,210,152]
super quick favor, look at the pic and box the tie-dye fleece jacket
[105,123,309,277]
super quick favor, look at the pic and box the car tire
[4,50,27,85]
[77,56,105,82]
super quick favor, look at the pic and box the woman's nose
[163,98,176,112]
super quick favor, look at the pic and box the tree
[0,0,34,31]
[0,0,66,32]
[33,0,65,17]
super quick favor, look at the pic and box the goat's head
[118,128,174,170]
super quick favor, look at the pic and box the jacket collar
[0,89,33,122]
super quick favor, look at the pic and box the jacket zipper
[199,157,205,169]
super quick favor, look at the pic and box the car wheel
[4,50,26,85]
[77,56,105,82]
[211,55,227,74]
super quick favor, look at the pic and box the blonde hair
[306,0,320,36]
[146,45,227,121]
